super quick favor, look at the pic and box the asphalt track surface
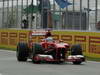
[0,49,100,75]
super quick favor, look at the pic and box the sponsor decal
[31,31,46,36]
[61,35,72,41]
[89,36,100,54]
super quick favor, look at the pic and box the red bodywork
[29,30,85,64]
[33,39,70,62]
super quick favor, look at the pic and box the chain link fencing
[0,0,100,31]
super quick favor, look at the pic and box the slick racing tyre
[73,61,82,65]
[16,42,29,61]
[71,44,83,55]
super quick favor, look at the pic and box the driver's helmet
[46,37,53,42]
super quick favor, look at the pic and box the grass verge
[0,46,16,51]
[86,56,100,62]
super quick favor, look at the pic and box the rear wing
[30,30,47,36]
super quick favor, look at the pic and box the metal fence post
[7,0,9,28]
[21,0,23,28]
[16,0,18,28]
[41,0,43,29]
[95,0,98,29]
[65,0,69,29]
[12,0,14,27]
[26,0,29,29]
[80,0,82,30]
[53,0,55,29]
[87,0,90,30]
[2,0,4,28]
[72,0,75,30]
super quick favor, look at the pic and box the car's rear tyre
[71,44,83,55]
[73,61,82,65]
[16,42,29,61]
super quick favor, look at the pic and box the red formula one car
[16,30,85,64]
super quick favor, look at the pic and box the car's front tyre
[16,42,29,61]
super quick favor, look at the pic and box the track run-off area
[0,49,100,75]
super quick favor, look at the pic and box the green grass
[86,56,100,62]
[0,46,16,51]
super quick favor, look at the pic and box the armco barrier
[0,29,30,49]
[0,29,100,58]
